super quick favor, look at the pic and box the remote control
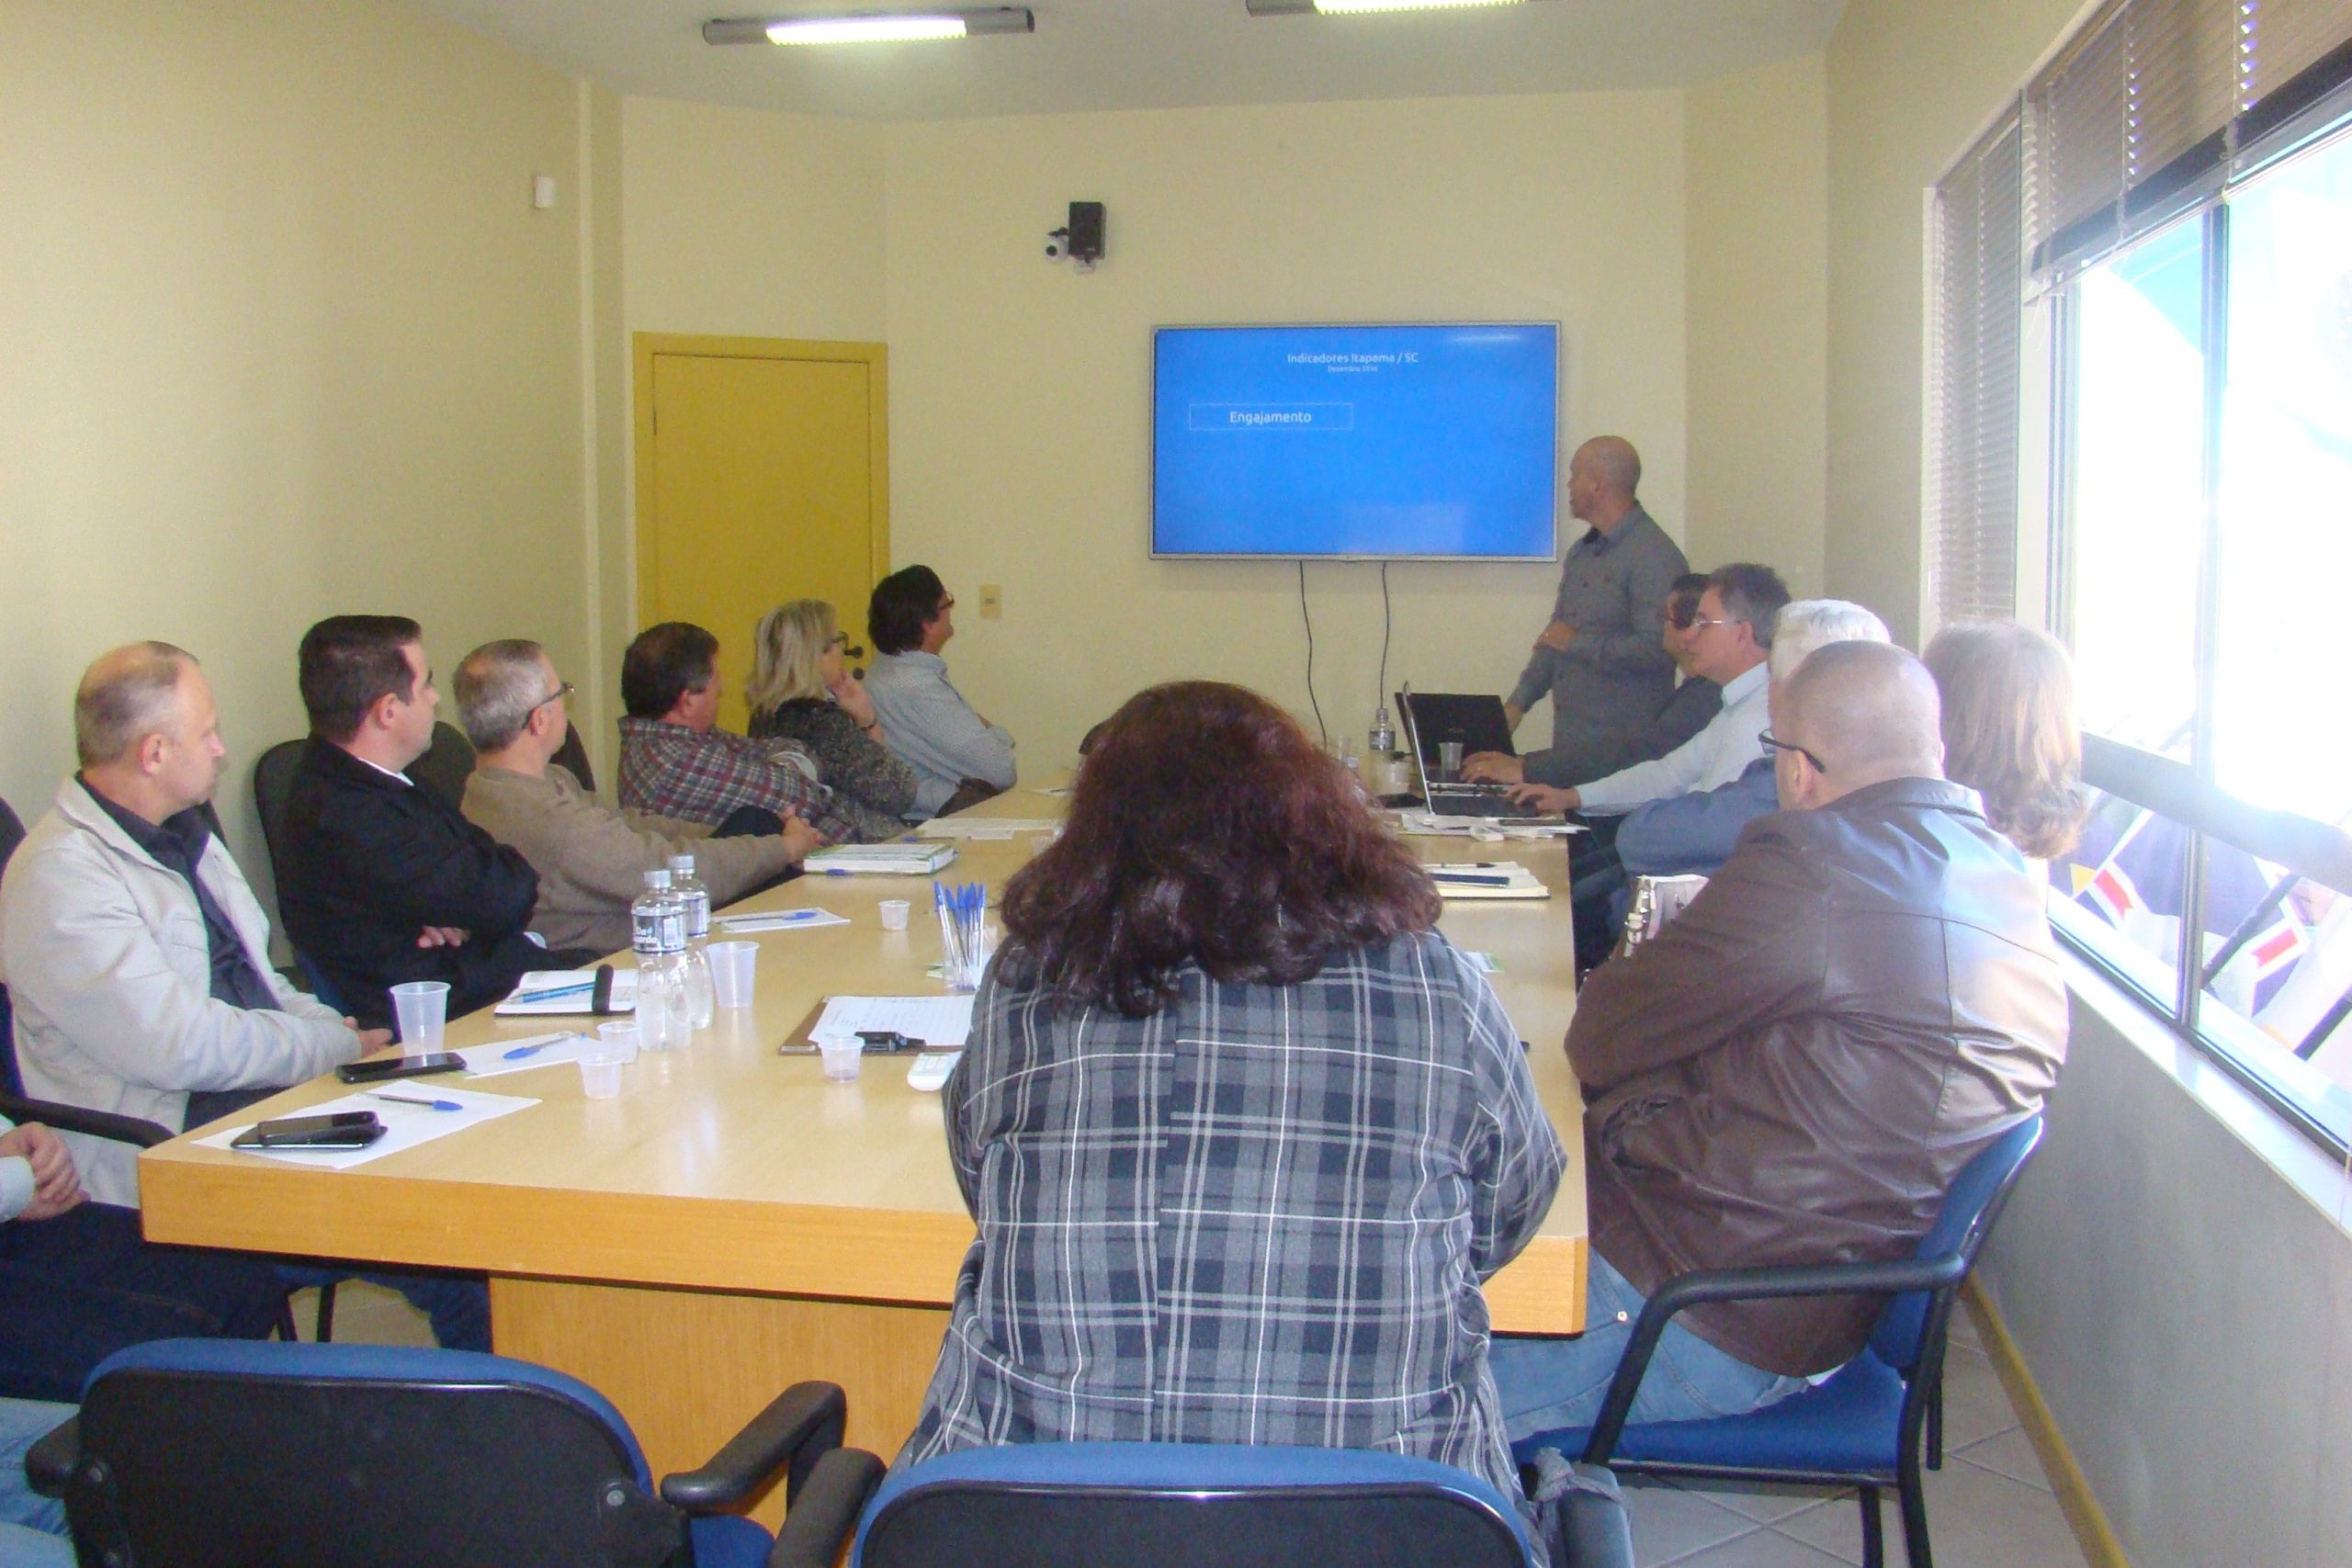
[907,1051,962,1092]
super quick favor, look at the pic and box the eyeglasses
[1758,730,1826,773]
[533,681,574,711]
[826,632,850,650]
[1689,615,1742,633]
[937,596,956,614]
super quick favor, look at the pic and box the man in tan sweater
[454,640,816,956]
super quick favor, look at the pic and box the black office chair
[407,720,478,809]
[553,724,597,793]
[28,1340,850,1567]
[1512,1114,2047,1568]
[766,1439,1635,1568]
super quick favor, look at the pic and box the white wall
[0,0,589,906]
[1824,0,2086,645]
[881,93,1689,766]
[1685,54,1828,597]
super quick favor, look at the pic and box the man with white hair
[1492,642,2068,1442]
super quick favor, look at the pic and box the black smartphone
[337,1052,466,1084]
[232,1111,387,1151]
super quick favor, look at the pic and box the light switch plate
[978,584,1002,619]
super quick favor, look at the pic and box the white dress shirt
[1575,661,1771,814]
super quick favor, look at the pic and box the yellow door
[634,335,889,734]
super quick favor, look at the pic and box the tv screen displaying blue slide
[1152,322,1558,560]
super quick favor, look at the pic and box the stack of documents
[712,908,849,934]
[916,818,1058,840]
[805,841,959,875]
[1426,862,1552,900]
[789,994,978,1052]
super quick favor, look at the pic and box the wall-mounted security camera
[1045,201,1105,272]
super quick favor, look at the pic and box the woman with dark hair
[1923,621,2086,862]
[900,681,1564,1518]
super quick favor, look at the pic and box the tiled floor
[304,1288,2094,1568]
[1601,1305,2091,1568]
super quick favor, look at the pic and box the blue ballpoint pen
[511,980,594,1004]
[367,1092,463,1111]
[502,1034,575,1060]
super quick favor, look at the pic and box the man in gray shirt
[1491,436,1690,786]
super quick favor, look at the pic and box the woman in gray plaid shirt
[903,681,1566,1519]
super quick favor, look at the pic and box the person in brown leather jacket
[1490,640,2069,1439]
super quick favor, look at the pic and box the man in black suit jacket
[277,615,555,1030]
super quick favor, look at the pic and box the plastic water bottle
[667,853,716,1030]
[630,869,692,1051]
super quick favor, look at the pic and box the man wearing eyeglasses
[1502,563,1789,818]
[457,641,811,958]
[1491,640,2067,1443]
[862,565,1016,819]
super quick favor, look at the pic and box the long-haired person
[899,681,1565,1520]
[1922,621,2086,863]
[743,600,920,842]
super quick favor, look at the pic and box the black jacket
[277,740,542,1029]
[1569,776,2068,1376]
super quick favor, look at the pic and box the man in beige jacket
[455,640,815,956]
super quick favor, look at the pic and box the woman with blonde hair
[745,600,918,842]
[1922,620,2087,862]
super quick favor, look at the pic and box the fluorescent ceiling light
[703,9,1035,46]
[768,15,965,43]
[1246,0,1532,15]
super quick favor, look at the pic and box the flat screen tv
[1151,321,1558,560]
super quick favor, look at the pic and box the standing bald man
[1501,436,1690,786]
[1489,642,2068,1441]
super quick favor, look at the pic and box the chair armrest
[660,1381,846,1513]
[766,1448,886,1568]
[1557,1462,1637,1568]
[0,1093,175,1148]
[24,1414,77,1498]
[1579,1254,1970,1464]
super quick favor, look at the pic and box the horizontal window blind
[2027,0,2352,276]
[1927,112,2025,630]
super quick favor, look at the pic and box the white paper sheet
[801,994,978,1050]
[450,1032,605,1079]
[915,818,1059,839]
[197,1087,538,1171]
[712,907,850,934]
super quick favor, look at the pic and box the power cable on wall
[1298,559,1327,747]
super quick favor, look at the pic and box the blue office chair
[765,1438,1635,1568]
[1511,1113,2046,1568]
[26,1339,849,1567]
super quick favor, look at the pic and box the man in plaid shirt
[615,623,854,844]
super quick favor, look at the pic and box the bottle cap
[646,869,672,888]
[668,854,695,874]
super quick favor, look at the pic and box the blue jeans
[1488,1252,1811,1444]
[0,1398,72,1561]
[275,1265,492,1353]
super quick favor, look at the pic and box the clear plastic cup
[707,941,759,1009]
[878,898,910,932]
[389,981,450,1050]
[1437,740,1464,783]
[819,1039,864,1083]
[578,1052,626,1100]
[595,1021,640,1063]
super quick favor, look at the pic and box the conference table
[139,779,1587,1526]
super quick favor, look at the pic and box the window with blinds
[1923,0,2352,633]
[1926,113,2024,628]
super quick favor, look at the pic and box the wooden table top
[140,780,1588,1330]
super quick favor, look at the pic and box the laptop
[1396,691,1551,819]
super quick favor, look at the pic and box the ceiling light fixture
[703,8,1035,46]
[1245,0,1532,16]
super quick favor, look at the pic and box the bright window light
[765,15,968,44]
